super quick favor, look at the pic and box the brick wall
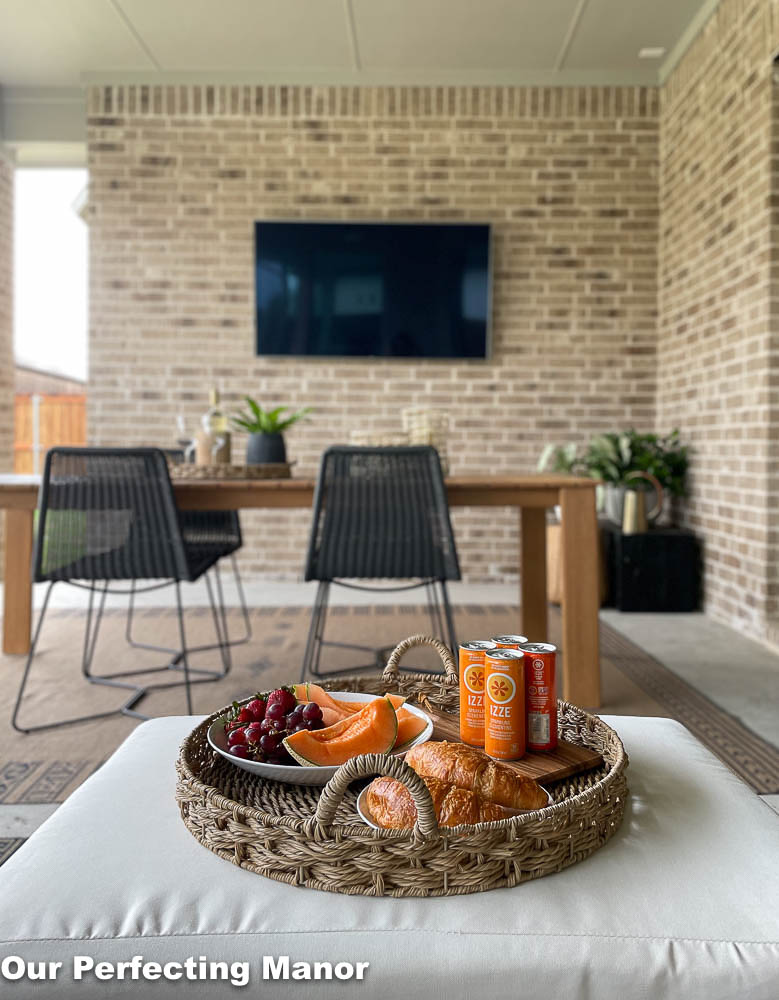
[0,155,14,562]
[658,0,779,641]
[87,84,659,582]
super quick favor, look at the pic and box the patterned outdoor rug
[0,838,25,866]
[599,626,779,795]
[0,604,776,830]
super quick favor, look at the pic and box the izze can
[491,634,529,649]
[519,642,558,752]
[484,648,526,761]
[458,640,496,747]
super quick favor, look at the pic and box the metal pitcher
[622,471,663,534]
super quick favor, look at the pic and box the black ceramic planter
[246,432,286,465]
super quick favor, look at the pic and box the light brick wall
[0,155,14,562]
[87,84,658,582]
[658,0,779,641]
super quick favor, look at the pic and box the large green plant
[231,397,312,435]
[583,429,689,497]
[538,429,689,497]
[536,442,585,475]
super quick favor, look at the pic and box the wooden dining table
[0,473,601,707]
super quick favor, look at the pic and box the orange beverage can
[491,634,528,648]
[484,648,526,760]
[458,640,496,747]
[519,642,558,751]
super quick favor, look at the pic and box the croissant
[405,741,549,811]
[365,774,515,829]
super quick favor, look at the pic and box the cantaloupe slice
[320,706,345,728]
[292,682,353,719]
[335,693,407,714]
[284,697,398,767]
[393,707,428,748]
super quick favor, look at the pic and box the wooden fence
[14,394,87,473]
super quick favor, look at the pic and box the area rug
[0,604,776,815]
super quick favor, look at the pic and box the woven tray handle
[315,752,439,838]
[381,634,458,685]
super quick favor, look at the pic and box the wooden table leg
[559,486,601,707]
[520,506,548,642]
[3,509,34,655]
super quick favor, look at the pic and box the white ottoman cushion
[0,716,777,999]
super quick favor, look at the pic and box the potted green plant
[582,429,689,524]
[231,398,312,465]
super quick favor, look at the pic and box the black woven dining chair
[300,445,460,680]
[11,447,239,733]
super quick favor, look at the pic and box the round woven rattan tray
[167,462,293,480]
[176,636,629,897]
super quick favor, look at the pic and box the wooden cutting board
[415,704,603,785]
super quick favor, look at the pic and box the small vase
[246,432,286,465]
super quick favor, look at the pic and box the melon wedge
[393,707,428,748]
[320,706,345,728]
[336,693,407,714]
[292,682,353,719]
[284,697,398,767]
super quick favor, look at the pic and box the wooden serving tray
[417,703,603,785]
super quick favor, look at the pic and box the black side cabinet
[601,522,701,612]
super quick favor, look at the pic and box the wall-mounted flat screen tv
[255,221,491,359]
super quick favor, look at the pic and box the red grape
[259,717,282,735]
[306,718,324,731]
[266,701,285,721]
[268,748,294,766]
[245,722,263,743]
[227,728,247,746]
[259,733,280,754]
[302,702,322,722]
[229,745,249,759]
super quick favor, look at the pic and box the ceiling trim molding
[658,0,722,83]
[9,142,87,167]
[85,82,659,120]
[1,87,86,148]
[79,67,661,86]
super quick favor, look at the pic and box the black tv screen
[255,221,490,358]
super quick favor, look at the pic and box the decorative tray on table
[175,636,629,898]
[167,462,294,480]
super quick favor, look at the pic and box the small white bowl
[207,691,433,786]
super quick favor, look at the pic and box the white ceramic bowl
[207,690,433,786]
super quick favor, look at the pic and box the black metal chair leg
[126,558,250,663]
[438,579,457,653]
[204,567,231,674]
[229,554,252,646]
[310,582,332,677]
[12,581,149,732]
[175,581,193,715]
[12,581,56,733]
[426,580,445,640]
[300,581,326,682]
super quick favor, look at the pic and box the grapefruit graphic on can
[484,648,526,760]
[458,640,496,746]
